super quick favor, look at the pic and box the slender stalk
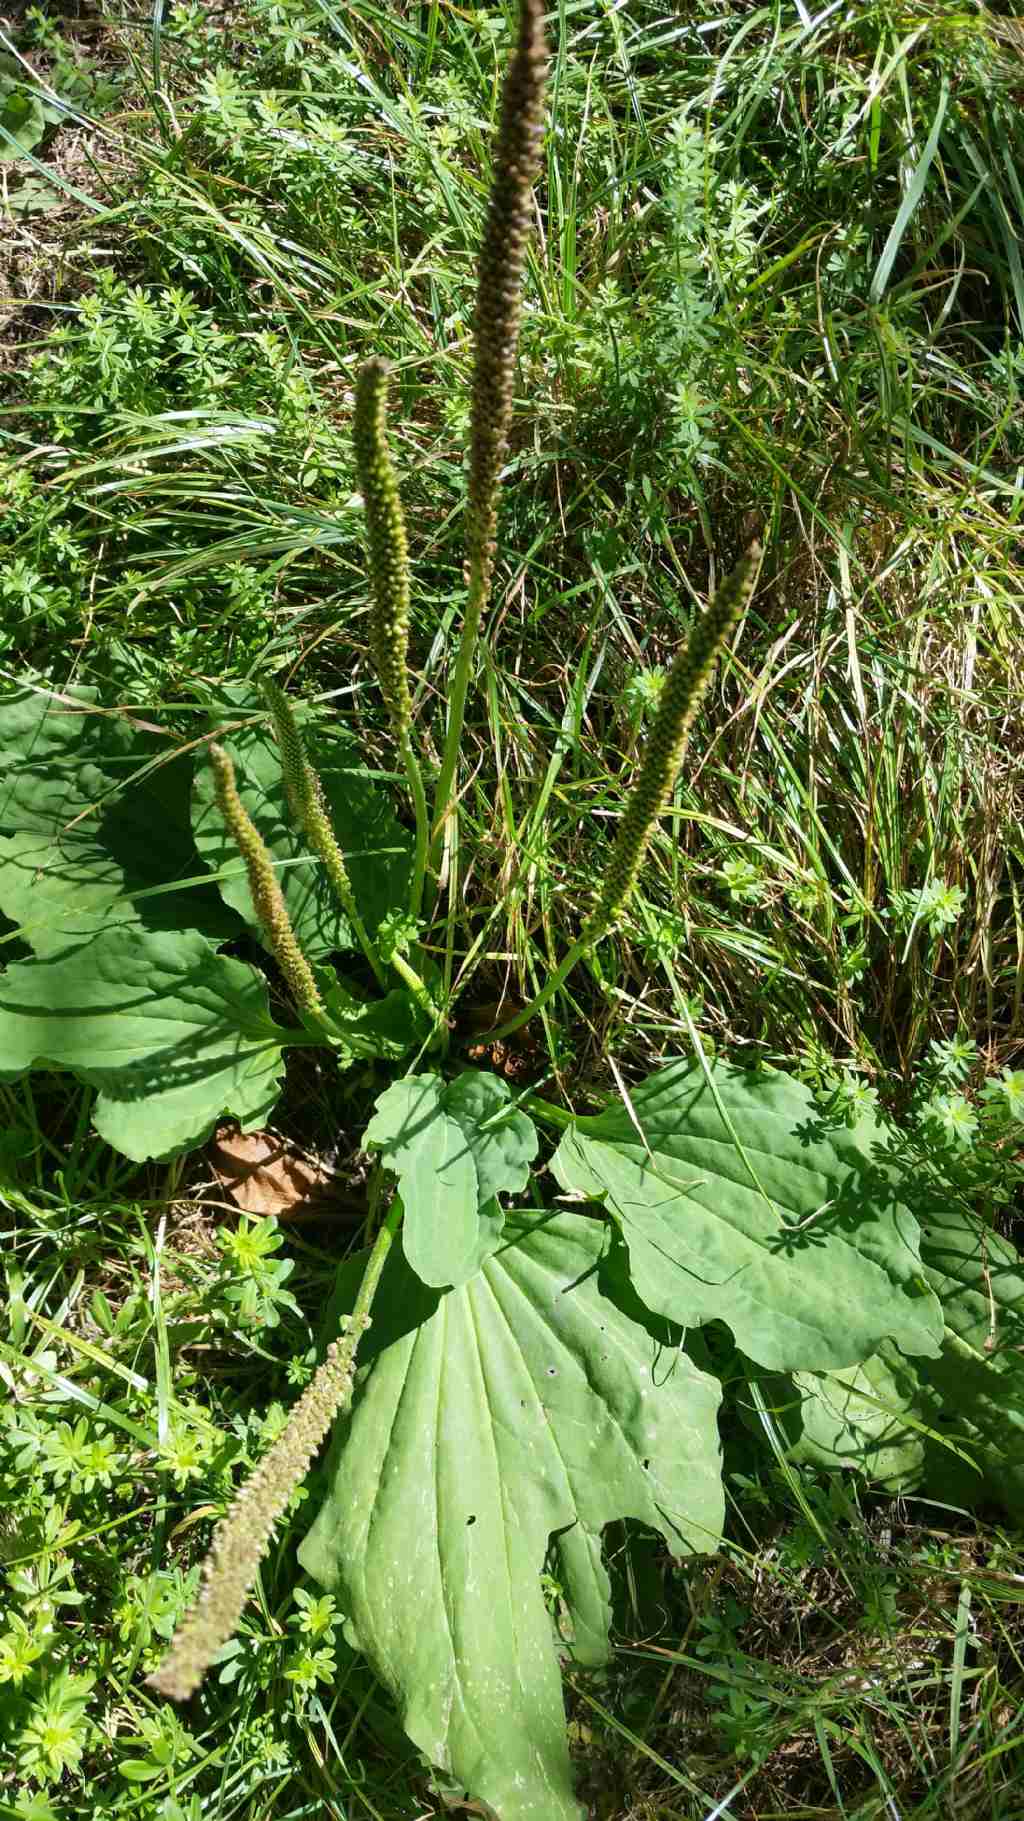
[482,934,593,1044]
[388,947,439,1024]
[148,1197,402,1701]
[261,679,388,988]
[521,1092,576,1131]
[482,544,763,1043]
[400,728,429,921]
[429,0,548,882]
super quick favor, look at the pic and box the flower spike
[431,0,549,877]
[353,359,414,743]
[465,0,549,619]
[208,742,323,1016]
[148,1317,368,1700]
[150,1194,404,1702]
[352,362,429,913]
[588,542,763,937]
[260,679,387,986]
[482,542,763,1043]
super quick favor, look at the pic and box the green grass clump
[2,0,1024,1815]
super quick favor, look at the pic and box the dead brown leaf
[209,1126,356,1222]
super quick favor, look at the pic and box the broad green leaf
[0,924,290,1161]
[439,1070,539,1277]
[5,174,62,214]
[790,1206,1024,1517]
[550,1521,614,1669]
[365,1070,538,1286]
[551,1060,942,1371]
[0,829,137,952]
[442,1069,538,1204]
[321,977,430,1063]
[191,707,411,960]
[775,1354,926,1491]
[0,686,134,828]
[0,687,236,952]
[364,1077,480,1287]
[910,1204,1024,1513]
[300,1211,723,1821]
[0,85,46,160]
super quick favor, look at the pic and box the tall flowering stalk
[485,544,763,1041]
[586,543,763,935]
[149,1197,402,1700]
[261,679,388,988]
[352,359,429,918]
[149,1324,364,1699]
[429,0,548,880]
[209,744,323,1017]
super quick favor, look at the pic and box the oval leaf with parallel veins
[551,1059,942,1371]
[0,924,289,1162]
[300,1210,723,1821]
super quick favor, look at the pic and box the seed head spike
[588,542,763,936]
[353,358,414,743]
[147,1319,369,1700]
[260,680,388,984]
[430,0,549,873]
[208,742,323,1015]
[465,0,549,610]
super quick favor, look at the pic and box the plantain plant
[1,4,1022,1815]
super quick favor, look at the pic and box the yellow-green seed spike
[350,364,431,916]
[150,1194,403,1702]
[260,676,309,830]
[147,1319,366,1700]
[349,364,430,917]
[464,0,548,618]
[260,680,388,987]
[208,742,323,1016]
[478,543,764,1047]
[352,359,413,742]
[587,542,763,938]
[430,0,548,879]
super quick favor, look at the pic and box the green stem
[148,1198,402,1702]
[343,896,388,990]
[521,1093,576,1131]
[482,934,593,1043]
[318,847,388,991]
[942,1327,990,1366]
[429,565,485,887]
[389,949,438,1024]
[351,1193,403,1324]
[401,729,429,919]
